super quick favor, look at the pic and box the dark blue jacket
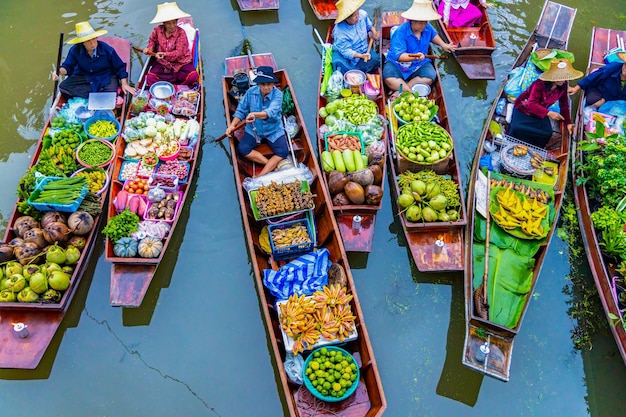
[61,40,128,93]
[577,62,626,102]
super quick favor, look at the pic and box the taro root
[41,211,67,229]
[0,243,14,263]
[23,227,46,249]
[13,216,39,238]
[344,181,365,205]
[43,221,71,245]
[14,241,43,265]
[328,170,349,195]
[332,192,351,206]
[368,164,383,185]
[67,210,94,236]
[364,185,383,205]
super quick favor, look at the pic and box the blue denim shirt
[577,62,626,102]
[61,40,129,93]
[233,85,284,143]
[387,22,437,80]
[332,10,373,66]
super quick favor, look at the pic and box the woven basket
[397,149,452,174]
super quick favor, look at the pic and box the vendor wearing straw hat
[509,59,583,148]
[331,0,380,74]
[383,0,456,95]
[53,21,136,99]
[568,52,626,108]
[143,2,198,87]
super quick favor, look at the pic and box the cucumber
[332,150,346,172]
[342,149,356,172]
[362,154,369,168]
[353,149,365,171]
[321,150,335,172]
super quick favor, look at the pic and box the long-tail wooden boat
[222,53,386,417]
[432,0,496,79]
[0,36,130,369]
[104,19,203,307]
[308,0,337,20]
[572,27,626,365]
[381,11,467,272]
[462,0,577,382]
[314,26,388,253]
[237,0,279,12]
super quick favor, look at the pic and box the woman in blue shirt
[568,52,626,108]
[331,0,380,74]
[383,0,455,94]
[54,22,135,99]
[226,66,289,176]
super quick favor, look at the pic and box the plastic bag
[504,59,541,100]
[598,100,626,118]
[263,248,330,300]
[132,221,171,240]
[356,115,385,146]
[284,352,304,385]
[324,70,343,101]
[242,165,314,192]
[366,140,386,165]
[147,185,166,203]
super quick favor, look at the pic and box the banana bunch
[312,284,353,310]
[271,223,311,248]
[490,178,551,204]
[74,169,106,193]
[40,144,78,175]
[279,293,316,339]
[333,303,356,341]
[513,145,528,156]
[493,188,549,237]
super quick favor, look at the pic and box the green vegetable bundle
[29,176,88,205]
[103,209,139,242]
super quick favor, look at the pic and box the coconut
[429,194,448,211]
[48,270,70,291]
[0,243,14,263]
[364,185,383,205]
[43,222,71,244]
[368,164,383,185]
[406,205,422,222]
[41,211,66,229]
[14,242,42,265]
[344,181,365,205]
[332,192,351,206]
[397,193,415,209]
[23,227,46,249]
[17,287,39,303]
[13,216,39,238]
[67,211,94,236]
[328,170,349,195]
[411,180,427,196]
[29,272,48,294]
[422,206,438,222]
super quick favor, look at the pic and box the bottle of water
[495,98,506,116]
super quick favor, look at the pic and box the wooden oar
[52,32,64,98]
[132,45,157,56]
[364,6,380,63]
[474,170,491,320]
[409,53,448,59]
[213,120,247,143]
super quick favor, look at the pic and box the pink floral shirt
[147,25,191,72]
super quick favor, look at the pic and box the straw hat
[150,2,191,24]
[67,22,107,45]
[534,48,556,61]
[401,0,442,22]
[617,51,626,62]
[335,0,365,23]
[539,59,583,82]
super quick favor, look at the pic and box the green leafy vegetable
[102,209,139,242]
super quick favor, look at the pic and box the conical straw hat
[617,51,626,62]
[150,2,191,24]
[67,22,107,45]
[335,0,366,23]
[401,0,442,21]
[538,59,583,82]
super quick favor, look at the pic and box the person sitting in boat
[225,66,288,176]
[568,52,626,108]
[143,2,199,87]
[331,0,380,74]
[382,0,455,94]
[437,0,493,28]
[508,59,583,148]
[53,21,136,99]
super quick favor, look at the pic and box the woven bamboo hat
[67,22,107,45]
[534,48,555,61]
[335,0,365,23]
[150,2,191,24]
[401,0,442,22]
[617,52,626,62]
[539,59,583,81]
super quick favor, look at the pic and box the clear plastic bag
[357,115,385,146]
[366,140,386,165]
[242,165,314,192]
[324,70,343,101]
[284,352,304,385]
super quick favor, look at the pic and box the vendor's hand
[482,2,494,8]
[567,123,574,135]
[362,52,372,62]
[412,52,425,61]
[547,111,564,121]
[51,70,59,81]
[155,52,166,59]
[567,85,580,95]
[246,113,256,123]
[122,84,137,96]
[443,43,456,53]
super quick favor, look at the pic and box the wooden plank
[336,214,375,253]
[237,0,279,11]
[110,264,158,307]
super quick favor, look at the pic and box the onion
[41,211,67,229]
[43,221,71,245]
[67,211,95,236]
[23,227,46,249]
[13,216,40,238]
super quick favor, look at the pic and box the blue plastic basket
[302,346,360,403]
[268,217,314,261]
[84,115,120,142]
[27,176,88,212]
[154,161,191,184]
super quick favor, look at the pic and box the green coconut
[48,270,70,291]
[429,194,448,211]
[0,289,16,303]
[398,193,415,209]
[422,206,438,222]
[29,272,48,294]
[406,205,422,222]
[17,287,39,303]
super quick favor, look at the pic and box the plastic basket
[119,160,140,181]
[154,161,190,183]
[302,346,360,403]
[248,180,314,221]
[84,115,120,142]
[268,217,314,261]
[148,173,179,189]
[157,142,180,161]
[324,131,365,154]
[178,145,194,160]
[143,191,183,223]
[75,139,115,169]
[27,176,88,212]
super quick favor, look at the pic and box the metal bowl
[411,83,431,97]
[150,81,175,100]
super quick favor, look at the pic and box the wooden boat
[308,0,337,20]
[0,36,130,369]
[431,0,496,79]
[381,11,467,272]
[104,19,203,307]
[237,0,279,11]
[572,27,626,365]
[314,26,388,253]
[462,0,577,382]
[222,53,386,416]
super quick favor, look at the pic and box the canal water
[1,0,625,415]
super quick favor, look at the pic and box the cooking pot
[150,81,175,100]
